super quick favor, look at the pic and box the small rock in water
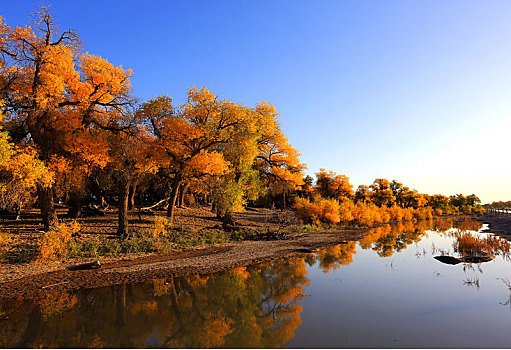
[434,255,462,265]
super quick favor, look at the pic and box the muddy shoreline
[0,228,366,299]
[479,214,511,236]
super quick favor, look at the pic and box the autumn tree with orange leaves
[0,8,133,229]
[255,102,306,209]
[140,90,239,224]
[315,169,353,202]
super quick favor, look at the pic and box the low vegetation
[452,231,511,257]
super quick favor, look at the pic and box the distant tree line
[293,169,484,226]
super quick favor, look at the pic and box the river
[1,217,511,348]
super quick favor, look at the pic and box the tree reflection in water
[0,259,310,348]
[304,242,357,273]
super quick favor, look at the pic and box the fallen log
[140,198,169,211]
[67,260,101,271]
[138,198,170,221]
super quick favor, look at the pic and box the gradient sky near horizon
[3,0,511,203]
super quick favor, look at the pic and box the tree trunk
[166,174,182,224]
[67,190,82,218]
[178,184,184,208]
[37,185,58,230]
[282,191,286,210]
[221,210,236,229]
[178,183,189,208]
[128,182,137,210]
[117,178,130,237]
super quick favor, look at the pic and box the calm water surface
[2,218,511,348]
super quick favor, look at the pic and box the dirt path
[0,228,365,298]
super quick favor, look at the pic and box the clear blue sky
[3,0,511,203]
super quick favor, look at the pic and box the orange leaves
[37,45,78,107]
[0,16,38,57]
[0,11,136,211]
[368,178,396,207]
[257,117,306,193]
[186,151,230,177]
[0,120,53,209]
[187,85,216,106]
[293,197,341,225]
[0,126,12,167]
[352,202,378,226]
[315,169,353,201]
[254,101,279,137]
[140,86,307,220]
[316,242,357,272]
[7,147,54,189]
[413,206,434,220]
[194,313,233,349]
[294,194,431,228]
[39,221,80,260]
[60,129,110,170]
[80,53,132,104]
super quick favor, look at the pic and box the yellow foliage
[352,202,375,226]
[294,197,417,227]
[315,169,353,201]
[403,207,414,221]
[8,147,54,189]
[316,242,357,272]
[39,221,80,260]
[186,151,230,177]
[293,197,341,225]
[152,216,170,239]
[389,205,404,221]
[338,201,355,222]
[0,137,53,209]
[413,207,433,220]
[233,266,250,280]
[318,198,341,225]
[379,206,391,223]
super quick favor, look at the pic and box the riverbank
[0,210,482,299]
[0,227,364,299]
[479,214,511,236]
[0,206,298,286]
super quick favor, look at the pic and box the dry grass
[452,230,510,257]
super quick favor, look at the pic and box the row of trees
[0,9,306,235]
[484,201,511,210]
[294,169,484,226]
